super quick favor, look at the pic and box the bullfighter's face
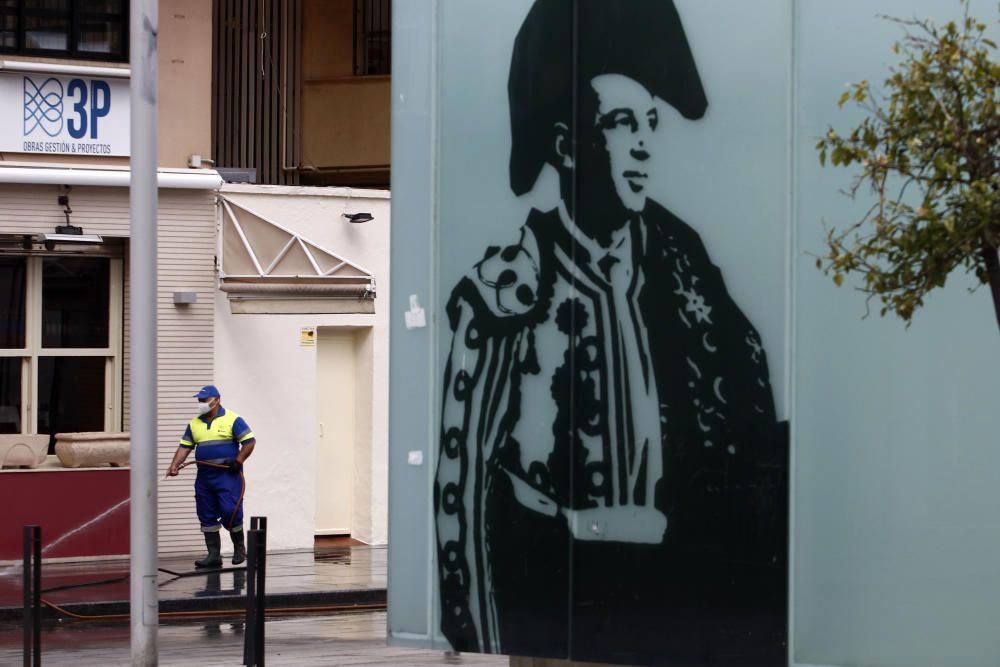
[586,73,659,216]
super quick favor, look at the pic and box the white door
[315,330,355,535]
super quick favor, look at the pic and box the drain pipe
[130,0,159,664]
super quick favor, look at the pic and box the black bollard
[22,526,29,667]
[22,525,41,667]
[21,526,28,667]
[33,526,39,667]
[252,526,266,666]
[243,517,267,666]
[243,530,256,666]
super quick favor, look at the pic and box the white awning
[0,165,222,190]
[0,59,130,78]
[219,196,375,283]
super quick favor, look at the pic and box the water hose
[173,459,246,532]
[39,597,386,621]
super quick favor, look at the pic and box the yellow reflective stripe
[237,432,255,443]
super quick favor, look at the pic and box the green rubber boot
[194,530,223,568]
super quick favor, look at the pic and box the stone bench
[0,434,50,469]
[54,432,131,468]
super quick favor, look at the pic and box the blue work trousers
[195,465,244,531]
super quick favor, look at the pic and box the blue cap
[193,385,221,399]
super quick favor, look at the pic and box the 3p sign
[0,72,129,156]
[64,79,112,140]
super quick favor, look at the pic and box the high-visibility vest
[182,409,253,461]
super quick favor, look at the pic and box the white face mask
[197,400,215,415]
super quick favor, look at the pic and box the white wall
[213,185,390,549]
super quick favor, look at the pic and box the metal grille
[212,0,301,186]
[354,0,390,76]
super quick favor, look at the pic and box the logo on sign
[22,75,111,139]
[23,77,64,137]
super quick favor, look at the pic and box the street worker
[165,385,256,568]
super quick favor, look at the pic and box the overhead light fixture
[41,225,103,246]
[39,188,103,245]
[342,212,374,224]
[41,230,104,244]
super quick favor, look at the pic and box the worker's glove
[227,460,242,473]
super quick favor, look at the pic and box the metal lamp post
[129,0,159,664]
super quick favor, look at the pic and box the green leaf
[812,3,1000,328]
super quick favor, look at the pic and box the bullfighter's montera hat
[507,0,708,195]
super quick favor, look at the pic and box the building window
[0,255,123,450]
[353,0,389,76]
[0,0,128,61]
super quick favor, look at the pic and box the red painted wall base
[0,469,129,560]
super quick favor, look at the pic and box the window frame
[0,254,123,439]
[0,0,129,63]
[352,0,390,77]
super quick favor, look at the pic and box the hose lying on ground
[40,598,386,621]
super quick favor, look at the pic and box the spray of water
[42,497,131,555]
[0,497,131,578]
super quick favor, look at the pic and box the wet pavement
[0,610,507,666]
[0,542,386,620]
[0,541,504,665]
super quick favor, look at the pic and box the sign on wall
[0,72,130,156]
[390,0,793,664]
[434,3,789,664]
[392,2,1000,666]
